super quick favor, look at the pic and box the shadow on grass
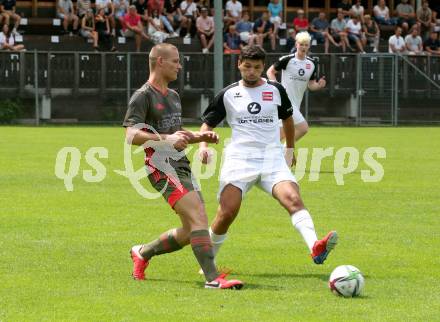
[234,272,329,282]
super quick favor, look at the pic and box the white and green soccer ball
[329,265,365,297]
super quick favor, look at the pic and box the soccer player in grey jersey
[267,32,327,142]
[124,43,243,289]
[198,45,338,275]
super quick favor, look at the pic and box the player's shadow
[235,272,329,282]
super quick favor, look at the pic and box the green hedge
[0,99,22,123]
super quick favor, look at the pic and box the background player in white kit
[266,32,326,142]
[198,45,337,275]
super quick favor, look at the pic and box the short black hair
[239,45,266,63]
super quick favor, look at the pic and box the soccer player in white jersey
[198,45,338,274]
[266,31,327,142]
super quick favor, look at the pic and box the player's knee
[284,193,304,213]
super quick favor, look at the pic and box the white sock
[131,245,144,259]
[291,209,318,252]
[209,227,227,260]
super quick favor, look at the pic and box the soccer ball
[328,265,365,297]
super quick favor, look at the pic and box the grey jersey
[123,82,189,166]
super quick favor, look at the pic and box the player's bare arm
[125,126,190,151]
[179,128,219,144]
[266,65,278,81]
[308,76,326,91]
[198,123,215,164]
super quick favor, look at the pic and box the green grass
[0,126,439,321]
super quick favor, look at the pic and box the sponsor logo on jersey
[306,63,311,69]
[156,103,165,110]
[234,92,242,98]
[298,68,305,76]
[262,92,273,101]
[247,102,261,114]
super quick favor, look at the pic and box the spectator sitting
[236,11,256,46]
[310,11,340,54]
[0,23,24,50]
[95,7,116,51]
[121,5,149,52]
[417,1,434,40]
[77,0,92,19]
[424,31,440,55]
[363,14,380,52]
[388,26,406,53]
[147,9,169,43]
[337,0,352,20]
[180,0,198,38]
[286,28,295,52]
[164,0,185,36]
[433,4,440,30]
[95,0,116,36]
[254,11,276,51]
[134,0,149,24]
[330,9,350,52]
[113,0,129,26]
[196,7,214,53]
[80,9,99,51]
[351,0,365,23]
[395,0,416,33]
[293,9,309,33]
[0,0,21,36]
[224,0,242,30]
[405,25,423,55]
[268,0,282,37]
[373,0,397,26]
[346,15,366,53]
[223,23,242,54]
[57,0,79,35]
[147,0,177,36]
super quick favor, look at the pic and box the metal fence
[0,51,439,124]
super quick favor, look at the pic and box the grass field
[0,126,439,321]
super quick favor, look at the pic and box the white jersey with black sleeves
[202,78,293,157]
[273,53,317,109]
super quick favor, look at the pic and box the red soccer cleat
[205,273,244,290]
[130,246,149,280]
[312,231,338,264]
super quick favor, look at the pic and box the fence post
[126,52,131,105]
[100,52,106,98]
[356,53,361,126]
[19,51,25,98]
[34,50,39,126]
[73,52,79,96]
[394,55,399,126]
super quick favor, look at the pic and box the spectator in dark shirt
[310,11,340,53]
[0,0,21,36]
[424,31,440,55]
[337,0,351,19]
[223,23,242,54]
[253,11,276,51]
[134,0,149,23]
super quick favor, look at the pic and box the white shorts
[279,108,306,127]
[270,16,282,24]
[218,151,297,200]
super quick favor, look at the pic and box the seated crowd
[0,0,440,55]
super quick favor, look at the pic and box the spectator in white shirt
[0,23,24,51]
[345,15,366,53]
[224,0,242,29]
[405,25,423,54]
[351,0,365,23]
[389,26,406,53]
[374,0,397,25]
[180,0,198,38]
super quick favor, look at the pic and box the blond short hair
[295,31,311,44]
